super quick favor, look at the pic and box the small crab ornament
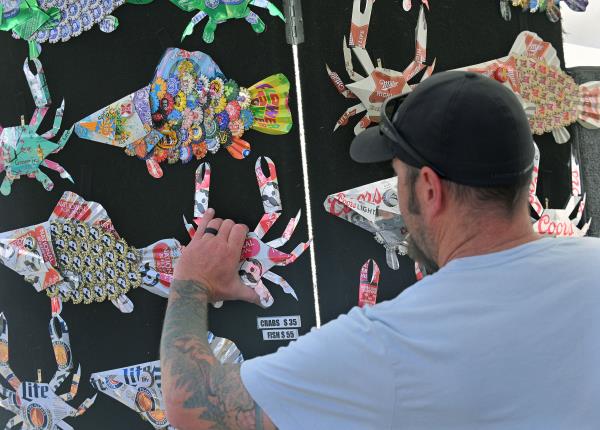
[185,156,311,308]
[456,31,600,143]
[0,191,182,313]
[75,48,292,178]
[324,177,408,270]
[170,0,285,44]
[529,142,591,237]
[0,313,96,429]
[0,59,73,196]
[499,0,588,23]
[326,0,435,135]
[2,0,150,58]
[89,332,242,430]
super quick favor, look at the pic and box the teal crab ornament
[170,0,285,43]
[0,59,73,196]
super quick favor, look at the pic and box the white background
[562,1,600,66]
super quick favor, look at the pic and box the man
[160,71,600,430]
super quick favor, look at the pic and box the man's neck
[435,209,540,268]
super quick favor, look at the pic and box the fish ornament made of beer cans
[324,177,409,270]
[499,0,588,23]
[0,191,182,313]
[326,0,435,135]
[185,156,311,308]
[89,332,243,430]
[529,142,591,237]
[0,58,73,195]
[75,48,293,178]
[170,0,285,44]
[0,313,97,429]
[1,0,151,58]
[456,31,600,143]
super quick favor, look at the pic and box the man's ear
[418,167,444,219]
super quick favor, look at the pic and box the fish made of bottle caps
[0,191,182,313]
[2,0,151,58]
[75,48,293,178]
[89,332,242,430]
[456,31,600,144]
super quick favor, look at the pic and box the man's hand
[173,208,260,305]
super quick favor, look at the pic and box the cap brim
[349,126,396,163]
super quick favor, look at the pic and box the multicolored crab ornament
[0,313,96,429]
[326,0,435,135]
[0,59,73,195]
[186,156,311,308]
[1,0,150,58]
[89,332,242,430]
[456,31,600,143]
[499,0,588,23]
[75,48,292,178]
[0,191,182,313]
[529,142,591,237]
[170,0,285,43]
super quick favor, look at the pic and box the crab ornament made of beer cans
[0,313,96,430]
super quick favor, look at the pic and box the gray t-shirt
[241,237,600,429]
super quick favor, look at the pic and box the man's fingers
[205,218,224,235]
[228,223,249,250]
[193,209,215,240]
[217,219,234,241]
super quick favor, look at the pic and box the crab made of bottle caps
[529,143,591,237]
[172,0,285,43]
[0,59,73,196]
[326,0,435,135]
[0,313,96,429]
[185,156,311,308]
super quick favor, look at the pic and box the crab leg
[326,65,357,99]
[0,387,19,415]
[40,99,65,139]
[41,159,74,183]
[403,6,428,80]
[349,0,374,49]
[53,124,73,153]
[273,240,311,267]
[250,0,285,20]
[29,107,49,132]
[48,314,73,391]
[181,11,207,41]
[253,280,275,308]
[256,156,282,214]
[73,393,97,416]
[344,39,368,81]
[333,103,366,132]
[420,58,436,82]
[572,194,587,226]
[55,421,74,430]
[263,271,298,300]
[4,415,23,429]
[34,168,54,191]
[353,114,373,135]
[59,364,81,401]
[0,314,21,390]
[265,210,301,248]
[0,176,15,197]
[194,162,211,221]
[202,17,219,44]
[245,10,267,34]
[254,213,282,239]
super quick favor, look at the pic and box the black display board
[0,1,569,428]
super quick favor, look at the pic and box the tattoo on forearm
[160,280,276,430]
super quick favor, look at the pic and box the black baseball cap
[350,71,535,186]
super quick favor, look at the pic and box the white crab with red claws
[185,156,311,308]
[326,0,435,135]
[529,143,591,237]
[0,313,96,430]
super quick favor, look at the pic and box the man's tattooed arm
[160,280,278,430]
